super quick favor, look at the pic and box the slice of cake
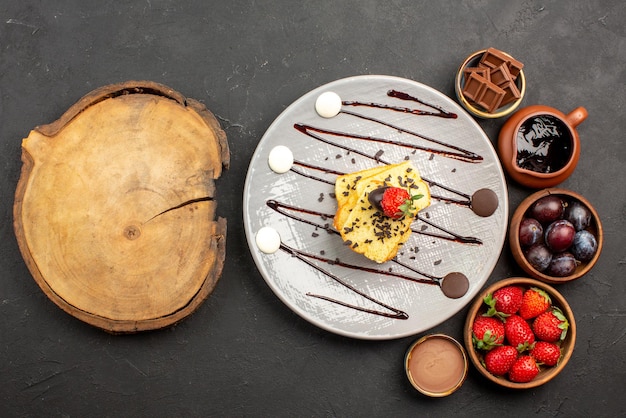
[334,164,391,232]
[334,161,431,263]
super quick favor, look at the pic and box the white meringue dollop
[315,91,342,118]
[255,226,281,254]
[268,145,294,174]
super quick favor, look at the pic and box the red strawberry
[472,316,505,350]
[508,355,540,383]
[519,287,551,320]
[504,314,535,351]
[530,341,561,366]
[532,308,569,342]
[484,285,524,317]
[368,186,424,220]
[484,345,518,376]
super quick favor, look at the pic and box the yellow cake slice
[333,164,391,231]
[334,161,431,263]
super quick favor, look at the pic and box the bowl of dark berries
[510,188,603,284]
[464,277,576,389]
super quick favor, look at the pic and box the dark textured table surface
[1,1,625,416]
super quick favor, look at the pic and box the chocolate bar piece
[504,57,524,79]
[462,72,487,102]
[476,82,506,113]
[463,66,490,81]
[480,47,516,69]
[499,80,521,107]
[489,63,512,86]
[480,47,524,80]
[480,48,509,69]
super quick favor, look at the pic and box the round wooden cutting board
[13,81,230,333]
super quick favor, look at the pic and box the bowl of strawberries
[463,277,576,389]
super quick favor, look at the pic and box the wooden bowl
[510,188,603,284]
[454,49,526,119]
[463,277,576,389]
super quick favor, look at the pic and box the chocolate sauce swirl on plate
[258,87,500,320]
[290,159,497,218]
[342,89,458,119]
[266,199,472,301]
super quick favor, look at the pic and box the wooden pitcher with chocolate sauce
[498,105,587,188]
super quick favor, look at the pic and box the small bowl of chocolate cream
[455,48,526,119]
[405,334,468,397]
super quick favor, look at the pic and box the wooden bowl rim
[509,188,603,284]
[463,277,576,389]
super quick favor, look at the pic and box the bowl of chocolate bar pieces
[455,48,526,119]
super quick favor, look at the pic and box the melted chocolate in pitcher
[515,115,573,173]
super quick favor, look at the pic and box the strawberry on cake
[334,161,431,263]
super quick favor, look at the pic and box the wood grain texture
[13,81,229,333]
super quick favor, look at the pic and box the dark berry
[530,195,564,225]
[565,201,592,231]
[547,252,577,277]
[571,230,598,262]
[525,244,553,272]
[545,220,575,253]
[519,218,543,247]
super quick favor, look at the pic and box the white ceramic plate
[243,75,508,340]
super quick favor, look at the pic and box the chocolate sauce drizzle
[266,199,335,232]
[421,177,472,207]
[292,89,500,211]
[291,158,486,219]
[307,89,480,163]
[342,89,458,119]
[387,89,458,118]
[339,109,482,163]
[293,118,482,165]
[292,125,482,209]
[264,89,493,318]
[280,243,409,319]
[266,199,473,303]
[290,160,338,186]
[414,215,482,245]
[266,198,481,245]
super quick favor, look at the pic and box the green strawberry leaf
[552,307,569,340]
[398,193,424,218]
[483,293,496,316]
[483,293,510,319]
